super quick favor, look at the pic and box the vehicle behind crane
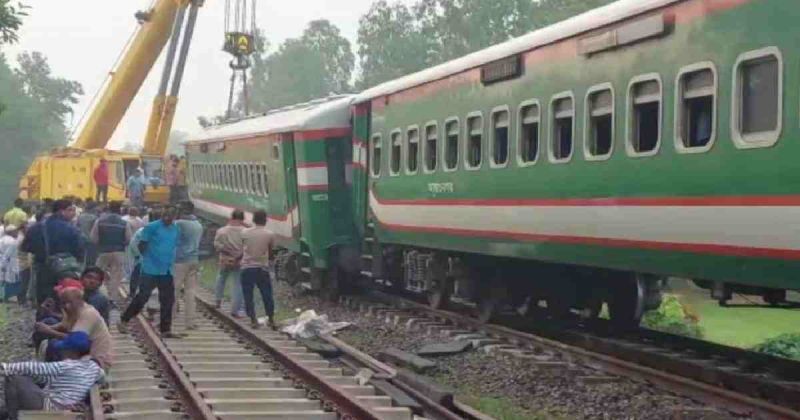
[18,0,203,204]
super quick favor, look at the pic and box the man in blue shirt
[20,199,84,305]
[126,168,147,208]
[118,206,180,337]
[172,201,203,330]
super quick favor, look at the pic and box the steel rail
[371,291,800,420]
[194,295,385,420]
[131,311,217,420]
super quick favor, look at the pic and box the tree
[301,20,354,94]
[243,20,354,113]
[0,51,81,203]
[415,0,538,62]
[355,0,431,89]
[0,0,25,45]
[355,0,616,88]
[15,51,84,125]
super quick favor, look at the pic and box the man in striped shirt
[0,331,103,419]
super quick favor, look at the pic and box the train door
[266,132,300,249]
[351,103,371,236]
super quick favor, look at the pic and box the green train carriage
[351,0,800,325]
[185,95,359,293]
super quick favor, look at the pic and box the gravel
[0,303,36,399]
[271,282,750,420]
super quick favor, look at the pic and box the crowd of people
[0,196,277,419]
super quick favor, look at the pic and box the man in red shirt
[93,159,109,203]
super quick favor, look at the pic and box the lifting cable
[223,0,257,120]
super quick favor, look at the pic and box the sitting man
[0,331,103,420]
[34,280,113,370]
[79,267,110,325]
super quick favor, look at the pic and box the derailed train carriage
[188,0,800,327]
[184,95,361,294]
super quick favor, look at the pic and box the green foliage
[642,294,704,338]
[0,0,25,45]
[356,0,616,88]
[243,20,354,114]
[0,51,81,203]
[752,334,800,361]
[356,0,432,90]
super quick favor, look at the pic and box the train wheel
[321,268,340,302]
[475,284,506,324]
[427,276,452,310]
[763,289,786,306]
[608,275,645,329]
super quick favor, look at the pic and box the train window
[424,123,438,173]
[444,118,459,172]
[491,107,510,167]
[585,84,614,160]
[550,92,574,162]
[390,130,401,176]
[675,63,717,152]
[465,113,483,170]
[272,141,280,161]
[370,134,382,177]
[215,163,222,189]
[627,75,662,156]
[732,47,783,148]
[232,163,240,192]
[261,164,269,195]
[518,101,540,165]
[406,126,419,174]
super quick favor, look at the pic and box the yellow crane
[19,0,204,204]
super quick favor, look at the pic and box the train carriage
[185,95,357,291]
[351,0,800,325]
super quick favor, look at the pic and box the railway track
[344,290,800,420]
[86,288,479,420]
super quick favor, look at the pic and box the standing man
[4,198,28,229]
[172,202,203,330]
[165,156,179,204]
[76,200,99,266]
[122,207,145,232]
[93,159,109,203]
[90,201,132,306]
[239,210,276,329]
[126,168,147,208]
[0,225,21,303]
[213,209,246,317]
[118,206,180,338]
[20,200,83,305]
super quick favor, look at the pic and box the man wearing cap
[0,331,103,419]
[34,280,113,370]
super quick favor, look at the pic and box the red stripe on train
[372,194,800,207]
[380,222,800,261]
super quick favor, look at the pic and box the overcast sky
[6,0,405,149]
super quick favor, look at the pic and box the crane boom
[72,0,191,150]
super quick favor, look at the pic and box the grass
[459,394,555,420]
[198,259,295,322]
[668,280,800,349]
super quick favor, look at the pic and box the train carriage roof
[187,94,354,144]
[355,0,681,102]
